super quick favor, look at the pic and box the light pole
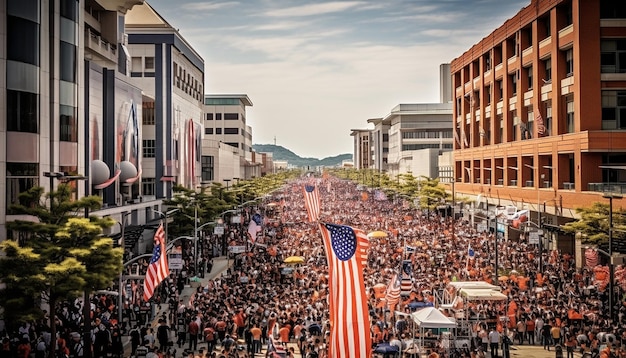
[224,178,231,190]
[151,208,180,243]
[603,193,622,321]
[117,211,131,332]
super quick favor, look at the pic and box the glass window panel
[60,0,78,21]
[7,60,39,93]
[7,90,38,133]
[59,81,76,106]
[60,105,77,142]
[60,41,76,82]
[60,17,76,44]
[7,16,40,66]
[7,0,39,23]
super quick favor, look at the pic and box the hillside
[252,144,352,168]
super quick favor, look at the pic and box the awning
[459,288,507,301]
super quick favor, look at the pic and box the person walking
[489,327,500,358]
[188,318,199,352]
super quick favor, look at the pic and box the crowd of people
[2,173,626,358]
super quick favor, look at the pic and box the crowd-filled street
[2,174,626,358]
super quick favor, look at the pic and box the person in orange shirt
[250,323,262,356]
[279,324,291,344]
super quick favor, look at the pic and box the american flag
[319,223,371,358]
[385,273,402,312]
[303,184,320,222]
[373,190,387,201]
[400,260,413,296]
[143,224,169,301]
[247,213,263,243]
[535,108,545,135]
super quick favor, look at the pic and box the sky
[147,0,529,159]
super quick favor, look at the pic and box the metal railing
[588,182,626,194]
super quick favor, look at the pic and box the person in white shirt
[488,328,501,358]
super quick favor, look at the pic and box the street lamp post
[603,193,622,321]
[151,208,180,243]
[117,212,131,332]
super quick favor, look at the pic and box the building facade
[451,0,626,249]
[385,103,453,178]
[125,2,204,199]
[350,129,371,170]
[202,94,260,182]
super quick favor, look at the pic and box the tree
[561,202,626,244]
[1,184,123,358]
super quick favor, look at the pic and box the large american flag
[303,184,320,222]
[385,273,402,312]
[319,222,371,358]
[143,224,169,301]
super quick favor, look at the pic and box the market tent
[458,288,507,301]
[411,307,457,329]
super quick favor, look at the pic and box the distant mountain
[253,144,352,168]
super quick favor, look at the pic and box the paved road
[122,258,578,358]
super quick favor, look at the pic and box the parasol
[367,231,388,239]
[284,256,305,264]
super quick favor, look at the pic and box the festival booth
[438,281,507,342]
[395,307,457,357]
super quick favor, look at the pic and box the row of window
[173,62,202,102]
[402,143,452,151]
[204,127,240,135]
[402,130,453,139]
[205,113,239,120]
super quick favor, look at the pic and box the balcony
[588,182,626,194]
[85,27,117,63]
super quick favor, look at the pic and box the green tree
[561,202,626,244]
[1,184,123,358]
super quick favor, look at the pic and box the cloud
[262,1,365,17]
[180,1,240,11]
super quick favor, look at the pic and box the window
[201,156,214,181]
[215,128,222,135]
[142,178,156,196]
[498,115,504,144]
[225,142,239,148]
[206,113,213,120]
[544,58,552,82]
[566,97,575,133]
[143,139,155,158]
[7,90,38,133]
[205,128,213,135]
[60,0,78,21]
[7,16,40,66]
[497,80,503,101]
[510,73,517,96]
[224,113,238,120]
[143,102,155,125]
[173,140,179,160]
[144,57,154,70]
[565,48,574,76]
[512,114,519,142]
[6,162,39,210]
[224,128,239,135]
[132,57,142,72]
[526,110,534,139]
[526,66,533,90]
[601,0,626,18]
[545,105,553,136]
[601,39,626,73]
[484,52,491,71]
[60,105,77,142]
[602,91,626,129]
[486,85,491,105]
[60,41,77,83]
[215,113,222,120]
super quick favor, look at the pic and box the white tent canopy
[411,307,457,328]
[458,288,507,301]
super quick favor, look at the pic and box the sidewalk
[122,257,304,357]
[123,256,231,356]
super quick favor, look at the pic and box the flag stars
[327,224,357,261]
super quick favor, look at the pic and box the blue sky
[147,0,528,159]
